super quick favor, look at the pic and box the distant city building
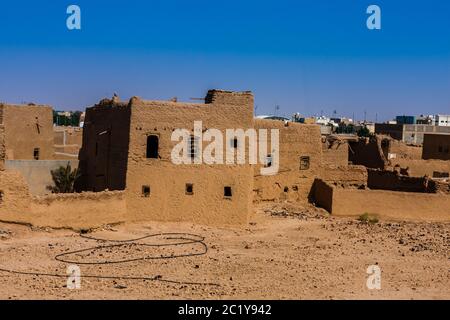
[319,125,332,135]
[315,116,332,126]
[436,114,450,127]
[376,123,450,145]
[393,114,449,127]
[396,115,416,125]
[416,115,435,125]
[53,110,83,127]
[79,112,86,128]
[353,122,375,135]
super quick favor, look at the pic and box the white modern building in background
[436,115,450,127]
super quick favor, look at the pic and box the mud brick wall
[253,120,322,204]
[0,104,54,160]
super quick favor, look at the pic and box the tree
[71,111,82,126]
[47,163,80,193]
[53,110,82,127]
[357,126,371,137]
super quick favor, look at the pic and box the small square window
[300,156,310,170]
[224,186,232,198]
[142,185,150,197]
[33,148,40,160]
[186,183,194,195]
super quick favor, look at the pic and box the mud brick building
[0,103,54,161]
[422,133,450,161]
[78,90,255,225]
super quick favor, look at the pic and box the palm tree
[47,163,80,193]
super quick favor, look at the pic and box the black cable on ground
[0,267,219,287]
[56,232,208,264]
[0,232,220,287]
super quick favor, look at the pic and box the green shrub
[46,163,80,193]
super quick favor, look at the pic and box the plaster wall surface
[77,102,131,192]
[349,137,388,169]
[322,140,348,167]
[0,104,54,160]
[253,120,322,204]
[5,160,79,195]
[422,134,450,160]
[30,191,126,230]
[332,188,450,222]
[125,91,254,226]
[0,170,31,219]
[313,179,450,222]
[320,165,367,187]
[0,170,125,230]
[391,159,450,178]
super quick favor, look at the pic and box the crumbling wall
[332,188,450,222]
[348,136,388,169]
[367,169,430,193]
[320,165,367,187]
[422,133,450,160]
[5,160,79,195]
[204,89,253,106]
[125,90,254,226]
[390,158,450,178]
[427,180,450,195]
[0,169,126,229]
[1,104,54,160]
[311,179,333,212]
[322,139,348,167]
[30,191,126,230]
[77,100,131,192]
[253,120,322,204]
[388,139,422,160]
[313,179,450,222]
[0,170,31,219]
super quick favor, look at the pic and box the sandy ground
[0,202,448,300]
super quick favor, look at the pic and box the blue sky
[0,0,449,121]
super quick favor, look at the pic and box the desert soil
[0,202,448,300]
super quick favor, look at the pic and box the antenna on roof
[275,105,280,116]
